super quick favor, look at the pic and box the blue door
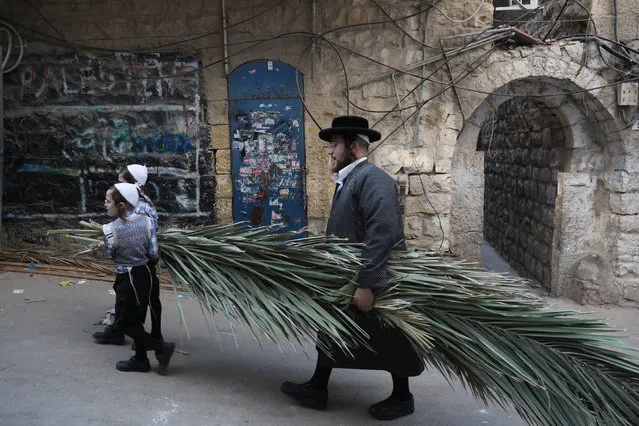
[229,60,306,233]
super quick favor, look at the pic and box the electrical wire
[543,0,569,41]
[439,36,466,132]
[613,0,620,44]
[20,0,289,54]
[360,30,513,122]
[19,0,436,81]
[5,18,313,56]
[21,0,293,79]
[561,34,639,57]
[0,19,24,73]
[147,0,288,51]
[369,0,441,50]
[445,73,639,98]
[9,1,432,57]
[334,30,513,115]
[8,0,637,255]
[15,1,638,124]
[431,0,487,24]
[369,43,502,155]
[12,0,501,134]
[365,50,639,155]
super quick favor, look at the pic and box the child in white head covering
[93,183,174,374]
[119,164,158,221]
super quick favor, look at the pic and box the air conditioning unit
[494,0,539,11]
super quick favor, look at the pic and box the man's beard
[332,153,354,173]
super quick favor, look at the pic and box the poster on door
[229,60,306,234]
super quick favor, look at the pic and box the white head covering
[127,164,148,187]
[114,183,140,207]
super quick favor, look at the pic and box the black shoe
[116,356,150,372]
[155,342,175,375]
[369,394,415,421]
[280,381,328,410]
[93,326,125,345]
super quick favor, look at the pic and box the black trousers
[148,261,163,341]
[112,265,161,357]
[317,309,424,377]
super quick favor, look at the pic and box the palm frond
[50,222,639,425]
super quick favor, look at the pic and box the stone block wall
[605,172,639,304]
[2,0,639,306]
[479,99,565,288]
[591,0,639,43]
[0,0,494,249]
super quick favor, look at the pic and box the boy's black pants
[112,265,161,358]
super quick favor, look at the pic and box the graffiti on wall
[3,54,214,223]
[5,53,198,106]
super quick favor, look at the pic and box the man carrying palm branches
[280,116,424,421]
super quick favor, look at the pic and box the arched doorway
[452,75,623,298]
[477,98,569,289]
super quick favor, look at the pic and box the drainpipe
[411,9,431,147]
[0,46,3,253]
[0,21,24,252]
[311,0,316,80]
[221,0,229,77]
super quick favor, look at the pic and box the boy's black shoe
[116,356,150,372]
[155,342,175,375]
[93,326,125,345]
[369,394,415,421]
[280,381,328,410]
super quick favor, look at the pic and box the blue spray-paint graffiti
[114,131,194,155]
[69,117,195,155]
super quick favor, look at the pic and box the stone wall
[1,0,639,305]
[0,0,494,247]
[479,99,566,289]
[591,0,639,44]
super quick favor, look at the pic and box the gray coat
[319,159,424,377]
[326,160,406,289]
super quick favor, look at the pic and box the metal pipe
[391,72,407,136]
[0,29,11,70]
[0,47,4,252]
[441,26,514,41]
[411,7,431,147]
[613,0,620,43]
[0,20,24,73]
[311,0,316,80]
[221,0,229,77]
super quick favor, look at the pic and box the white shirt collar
[333,157,367,190]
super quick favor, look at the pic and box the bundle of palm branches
[50,221,639,425]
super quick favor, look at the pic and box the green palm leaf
[49,222,639,425]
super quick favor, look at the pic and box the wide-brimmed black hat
[318,116,382,142]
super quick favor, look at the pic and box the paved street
[1,270,637,425]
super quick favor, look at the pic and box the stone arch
[450,51,624,298]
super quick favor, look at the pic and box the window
[494,0,538,11]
